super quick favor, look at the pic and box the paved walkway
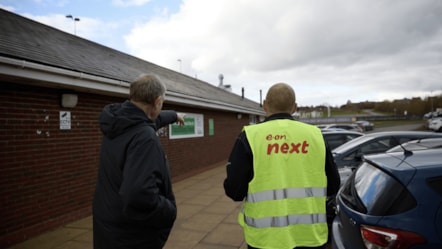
[8,163,248,249]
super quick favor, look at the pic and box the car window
[340,162,416,215]
[341,138,393,162]
[427,176,442,197]
[345,134,359,142]
[324,134,346,150]
[325,134,344,142]
[359,139,390,154]
[324,133,362,150]
[342,149,356,161]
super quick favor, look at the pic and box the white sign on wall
[59,111,71,130]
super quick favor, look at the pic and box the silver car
[332,131,442,185]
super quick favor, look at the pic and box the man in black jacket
[93,74,184,249]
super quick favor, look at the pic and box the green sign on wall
[169,113,204,139]
[208,118,214,136]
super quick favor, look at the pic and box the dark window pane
[341,162,416,215]
[428,176,442,196]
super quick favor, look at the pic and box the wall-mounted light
[61,93,78,108]
[237,113,242,119]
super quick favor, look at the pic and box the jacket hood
[99,100,153,139]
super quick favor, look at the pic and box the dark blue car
[331,148,442,248]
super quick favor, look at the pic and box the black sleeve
[325,145,341,196]
[155,110,177,130]
[223,131,254,201]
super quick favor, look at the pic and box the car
[332,131,442,184]
[331,148,442,248]
[424,111,442,119]
[322,130,364,150]
[353,120,374,131]
[317,123,363,133]
[387,137,442,153]
[428,117,442,132]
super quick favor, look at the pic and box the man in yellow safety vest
[224,83,340,249]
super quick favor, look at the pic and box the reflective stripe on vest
[247,187,326,203]
[244,213,327,228]
[244,187,327,228]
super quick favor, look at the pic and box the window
[427,176,442,196]
[359,139,390,154]
[340,162,416,215]
[325,134,348,150]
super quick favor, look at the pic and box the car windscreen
[340,162,416,216]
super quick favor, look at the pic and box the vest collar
[264,113,294,122]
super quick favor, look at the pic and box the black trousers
[248,244,327,249]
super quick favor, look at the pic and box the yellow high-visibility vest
[240,119,328,249]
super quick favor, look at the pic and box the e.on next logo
[265,133,309,155]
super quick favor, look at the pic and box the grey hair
[129,74,166,104]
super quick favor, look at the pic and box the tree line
[299,94,442,118]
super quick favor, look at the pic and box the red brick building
[0,9,263,248]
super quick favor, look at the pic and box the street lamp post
[177,59,182,73]
[431,90,434,112]
[66,15,80,35]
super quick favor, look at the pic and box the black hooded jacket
[93,100,178,249]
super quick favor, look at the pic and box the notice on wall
[208,118,214,136]
[59,111,71,130]
[169,113,204,139]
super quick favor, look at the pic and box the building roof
[0,9,263,115]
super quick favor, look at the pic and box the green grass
[329,109,363,116]
[372,119,425,127]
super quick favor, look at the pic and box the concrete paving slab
[53,240,92,249]
[202,223,244,247]
[8,162,248,249]
[9,227,89,249]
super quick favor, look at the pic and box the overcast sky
[1,0,441,107]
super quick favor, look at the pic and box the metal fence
[299,115,422,124]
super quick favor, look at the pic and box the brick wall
[161,104,247,181]
[0,82,250,248]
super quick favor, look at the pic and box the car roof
[317,124,336,127]
[322,130,364,135]
[332,131,442,154]
[321,128,347,132]
[363,148,442,184]
[318,124,359,129]
[387,137,442,152]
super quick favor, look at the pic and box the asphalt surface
[366,122,426,133]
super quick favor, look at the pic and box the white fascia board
[0,56,130,95]
[0,56,264,115]
[166,91,264,115]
